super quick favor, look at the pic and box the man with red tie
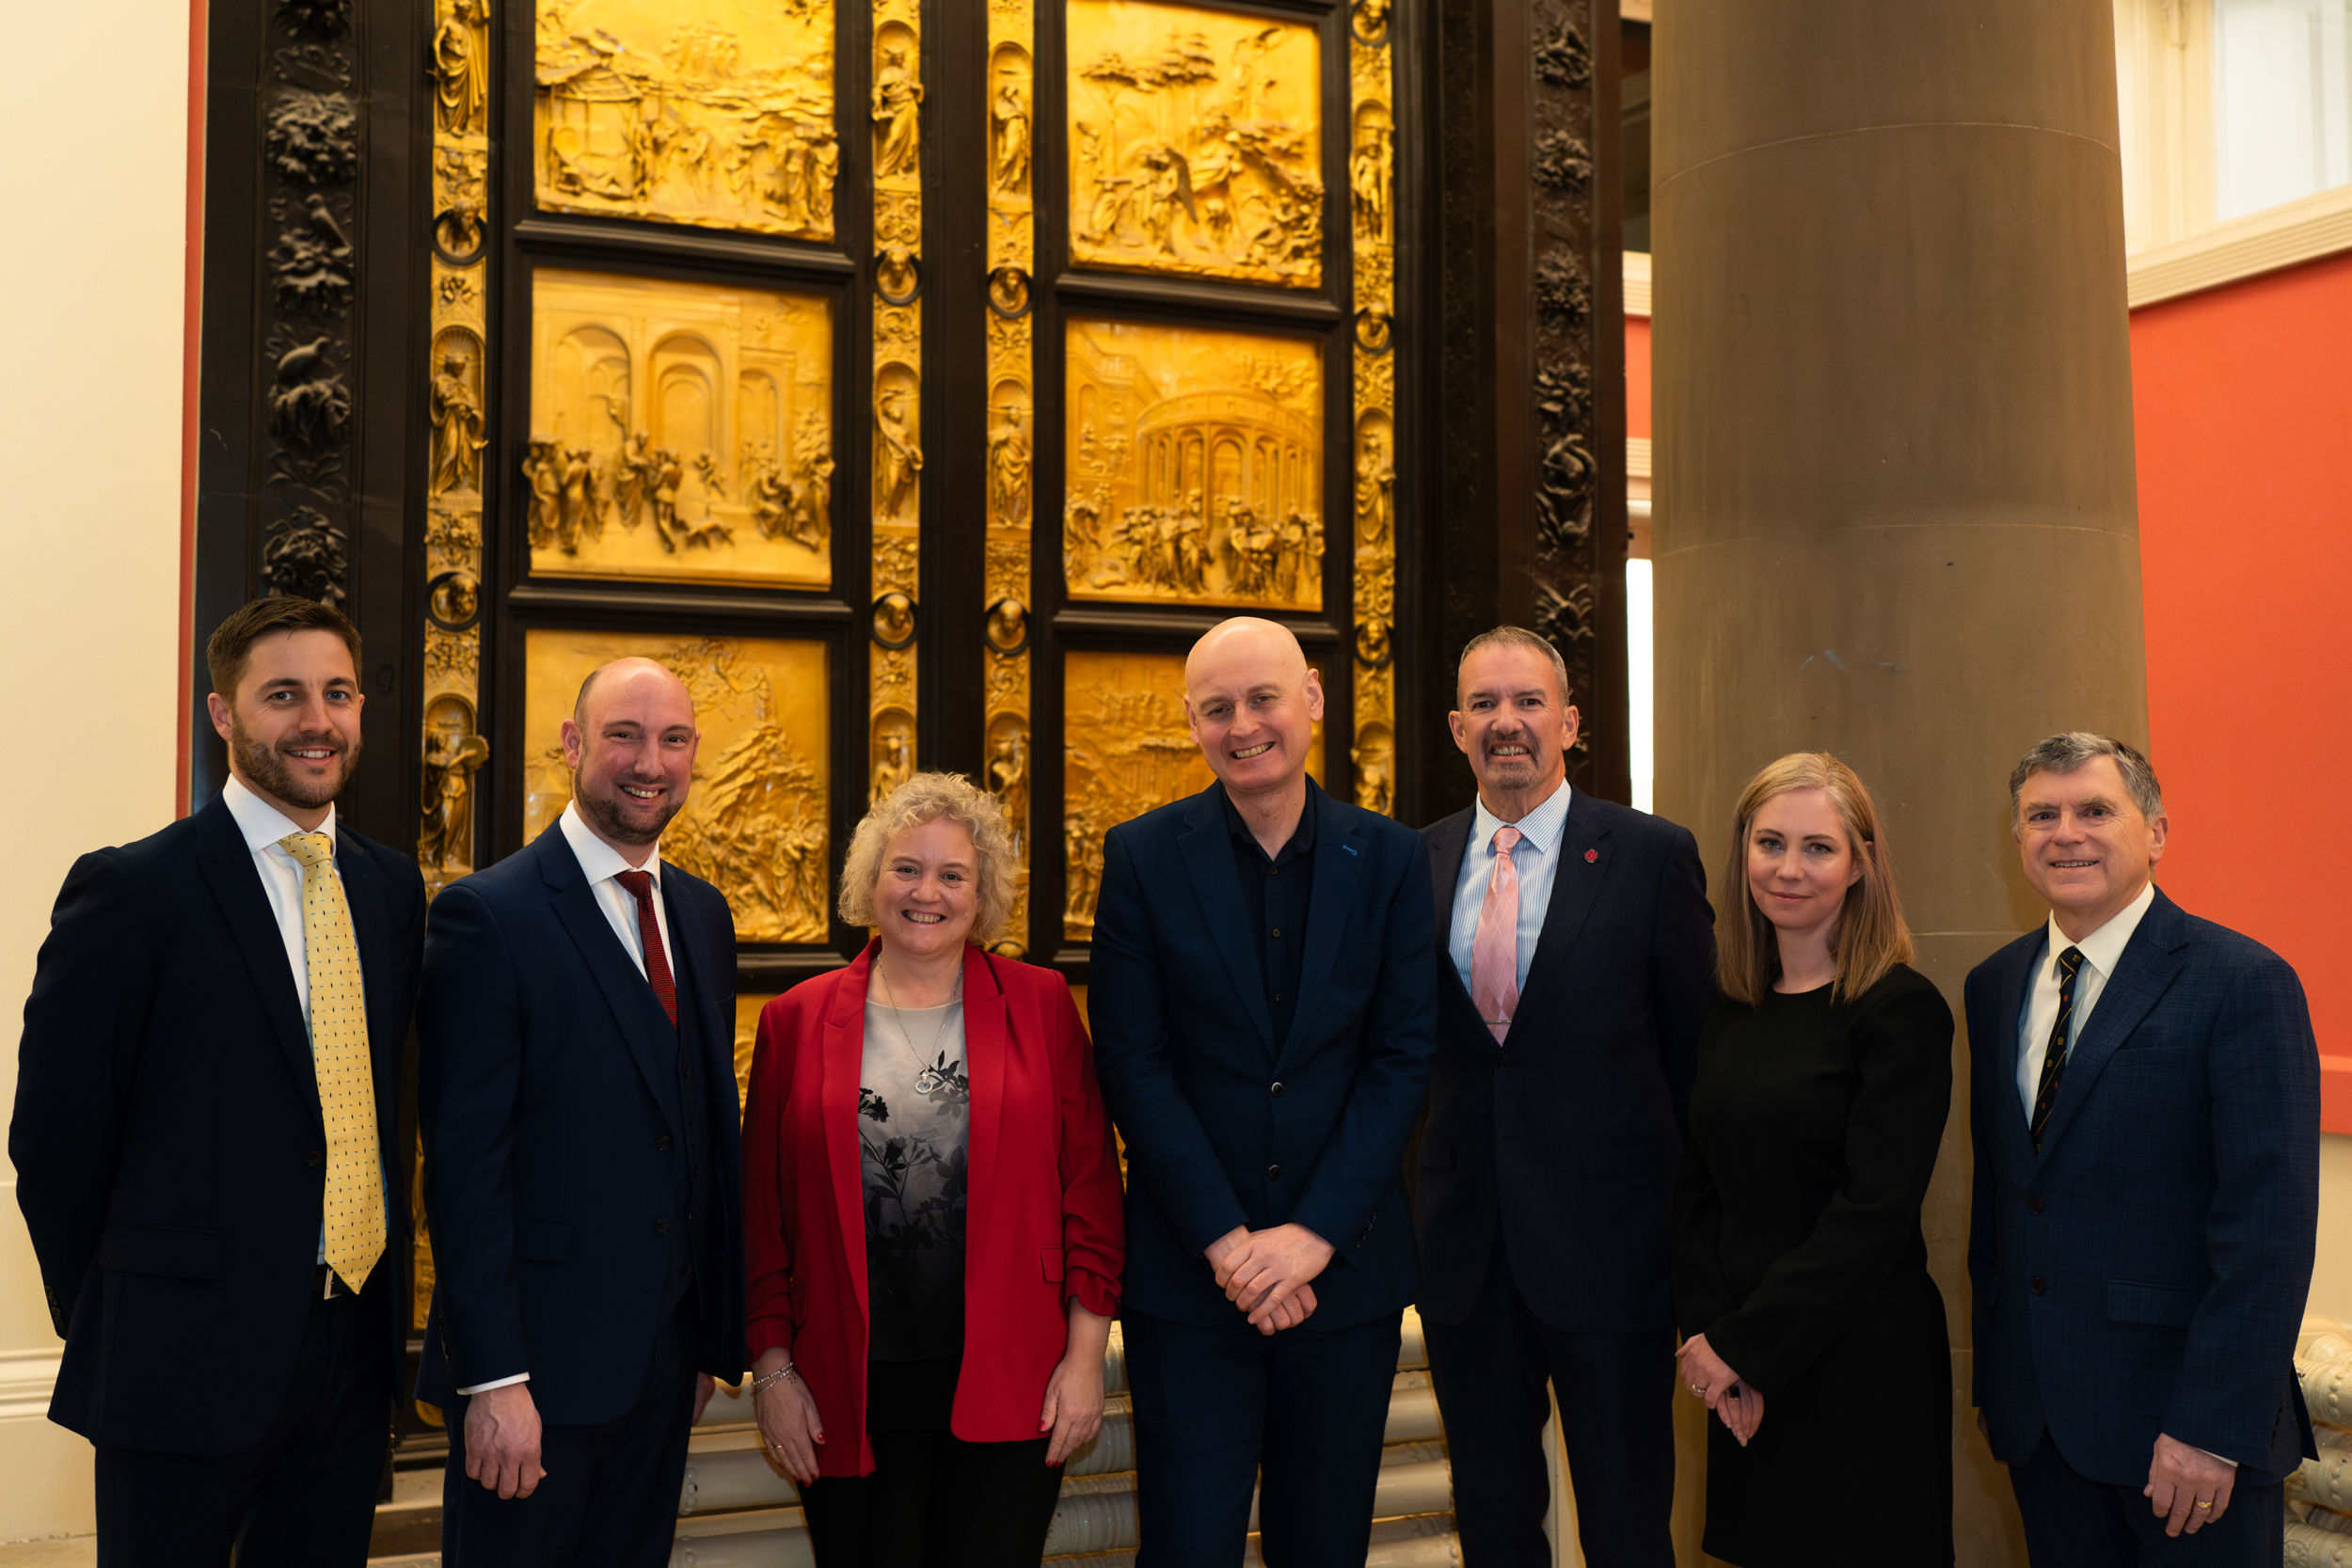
[1414,626,1716,1568]
[417,657,744,1567]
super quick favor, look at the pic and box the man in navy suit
[1090,616,1438,1567]
[1415,626,1714,1568]
[13,596,425,1566]
[419,656,744,1567]
[1967,732,2319,1566]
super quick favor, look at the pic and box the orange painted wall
[2130,251,2352,1131]
[1626,314,1652,441]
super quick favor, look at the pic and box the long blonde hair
[1717,752,1913,1006]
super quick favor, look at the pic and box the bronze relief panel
[1063,316,1325,611]
[533,0,838,240]
[1065,0,1323,289]
[522,630,833,944]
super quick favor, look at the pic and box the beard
[230,716,360,810]
[573,771,685,847]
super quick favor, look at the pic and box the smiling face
[2015,757,2168,938]
[208,628,366,823]
[560,658,699,856]
[1184,617,1324,802]
[873,816,980,963]
[1745,786,1863,950]
[1450,641,1579,814]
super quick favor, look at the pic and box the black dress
[1670,965,1956,1568]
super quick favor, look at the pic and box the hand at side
[464,1383,547,1498]
[2145,1433,2235,1535]
[751,1349,826,1486]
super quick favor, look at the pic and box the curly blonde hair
[837,771,1019,946]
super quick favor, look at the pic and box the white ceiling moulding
[1624,252,1651,318]
[1622,0,1654,20]
[2128,183,2352,309]
[0,1349,62,1421]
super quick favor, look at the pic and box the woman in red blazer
[742,772,1124,1567]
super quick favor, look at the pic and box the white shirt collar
[1471,777,1572,855]
[222,774,337,855]
[560,799,660,887]
[2045,879,2156,976]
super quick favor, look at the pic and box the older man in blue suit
[1090,616,1438,1568]
[1966,732,2319,1566]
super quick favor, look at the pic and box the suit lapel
[1509,792,1609,1027]
[539,828,684,1143]
[1984,934,2040,1165]
[337,838,395,1068]
[1425,810,1483,1032]
[663,871,737,1121]
[1178,788,1277,1054]
[961,946,1009,1246]
[825,946,875,1320]
[2035,894,2187,1160]
[194,800,318,1120]
[1279,790,1366,1070]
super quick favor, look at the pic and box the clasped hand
[1207,1223,1332,1335]
[1677,1332,1766,1447]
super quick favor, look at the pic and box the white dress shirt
[457,805,676,1397]
[1448,779,1573,1000]
[219,776,382,1269]
[559,800,675,979]
[2014,879,2156,1120]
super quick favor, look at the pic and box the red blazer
[741,942,1124,1475]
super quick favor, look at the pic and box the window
[2212,0,2352,219]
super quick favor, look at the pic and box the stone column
[1650,3,2146,1562]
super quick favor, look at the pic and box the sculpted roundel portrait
[1066,0,1324,289]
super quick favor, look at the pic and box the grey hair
[1455,626,1573,707]
[838,771,1019,945]
[2008,732,2164,832]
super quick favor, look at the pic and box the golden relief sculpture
[870,0,925,808]
[1063,317,1324,610]
[986,7,1036,953]
[533,0,837,240]
[1350,19,1398,816]
[1066,1,1323,288]
[1061,650,1324,941]
[732,994,776,1117]
[523,631,833,944]
[527,267,834,587]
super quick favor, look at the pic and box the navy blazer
[1090,779,1438,1330]
[1965,888,2320,1484]
[1416,790,1715,1332]
[416,823,745,1425]
[11,796,424,1453]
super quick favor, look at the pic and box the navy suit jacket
[1965,888,2320,1484]
[416,823,745,1425]
[1416,790,1716,1332]
[1090,780,1438,1330]
[11,796,424,1453]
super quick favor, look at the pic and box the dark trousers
[441,1297,700,1568]
[2010,1429,2285,1568]
[1123,1306,1403,1568]
[95,1271,391,1568]
[800,1430,1064,1568]
[1422,1236,1676,1568]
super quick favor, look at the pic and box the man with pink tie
[1414,626,1717,1567]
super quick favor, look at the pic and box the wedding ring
[2194,1500,2211,1511]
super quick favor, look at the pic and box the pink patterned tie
[1471,825,1522,1044]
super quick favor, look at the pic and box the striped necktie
[2029,946,2085,1153]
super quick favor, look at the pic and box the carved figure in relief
[419,723,489,872]
[429,352,487,496]
[993,83,1031,194]
[872,45,923,182]
[1351,119,1393,243]
[986,405,1031,530]
[269,337,350,452]
[986,730,1030,841]
[1350,727,1393,816]
[433,0,490,138]
[649,450,687,548]
[524,439,564,547]
[873,385,922,520]
[270,193,356,310]
[1062,812,1103,927]
[1355,426,1395,546]
[870,729,912,806]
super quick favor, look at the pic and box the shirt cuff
[455,1372,530,1396]
[2195,1446,2238,1469]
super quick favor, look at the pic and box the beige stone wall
[0,0,190,1539]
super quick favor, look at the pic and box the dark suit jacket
[11,795,424,1453]
[415,823,745,1425]
[1090,779,1438,1330]
[1965,888,2320,1484]
[1416,789,1715,1332]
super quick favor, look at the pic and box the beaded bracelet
[752,1363,801,1394]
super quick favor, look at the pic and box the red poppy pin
[1583,848,1599,863]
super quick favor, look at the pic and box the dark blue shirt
[1222,780,1319,1048]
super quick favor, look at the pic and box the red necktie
[613,870,678,1030]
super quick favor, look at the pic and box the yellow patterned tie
[279,832,385,1291]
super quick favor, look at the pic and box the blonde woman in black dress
[1670,753,1955,1566]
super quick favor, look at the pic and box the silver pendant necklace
[875,958,960,1094]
